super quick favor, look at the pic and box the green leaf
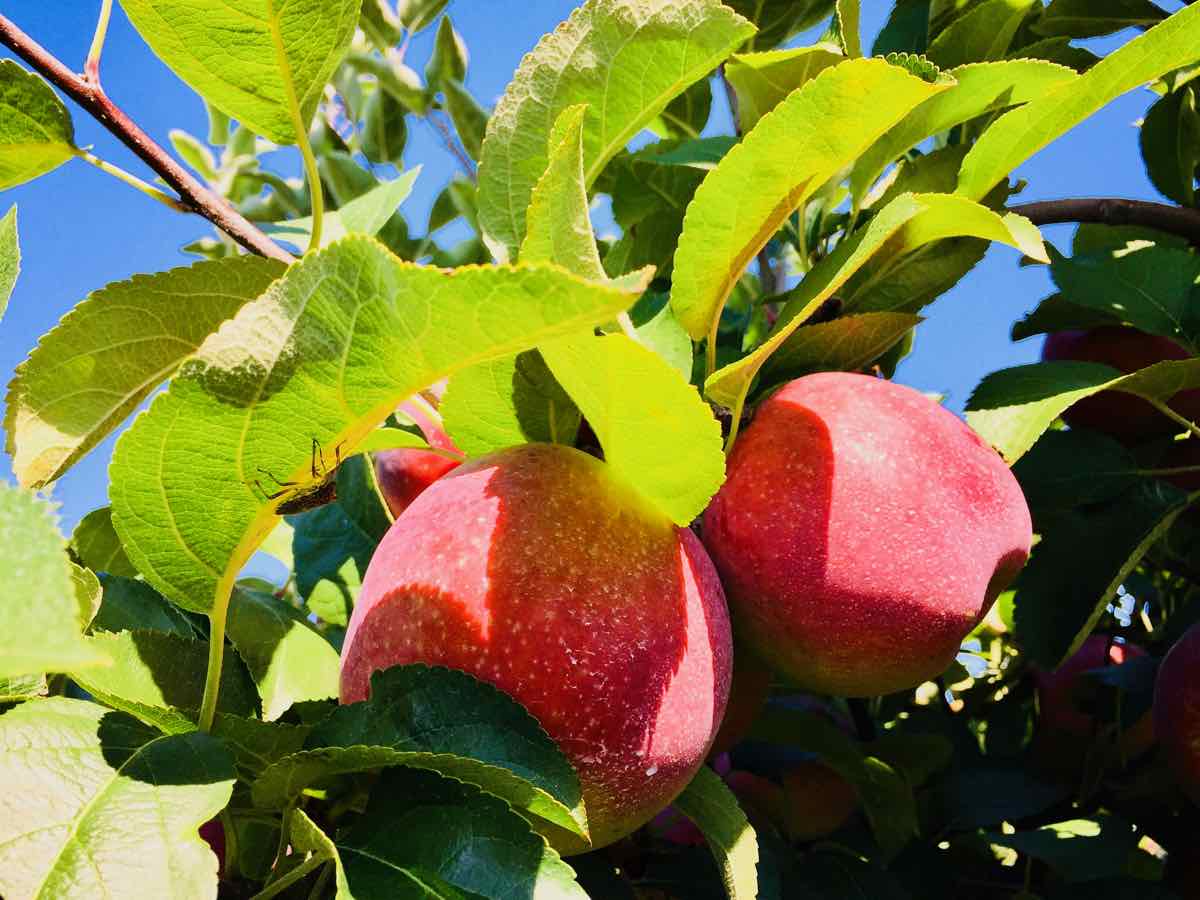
[987,816,1140,882]
[723,44,844,133]
[168,129,217,181]
[725,0,835,51]
[119,0,361,145]
[1048,244,1200,346]
[5,256,285,489]
[850,59,1078,204]
[211,712,310,781]
[425,14,467,88]
[749,708,919,858]
[966,357,1200,462]
[633,302,694,379]
[92,574,205,639]
[360,89,408,165]
[794,851,913,899]
[0,673,47,704]
[1012,429,1142,511]
[1014,480,1190,667]
[272,168,420,249]
[290,453,390,600]
[707,192,1043,408]
[650,79,714,139]
[1011,292,1120,340]
[1140,84,1200,206]
[670,58,946,343]
[398,0,448,33]
[70,507,137,578]
[337,767,588,899]
[69,629,259,732]
[0,205,18,323]
[441,351,582,455]
[957,3,1200,201]
[673,766,759,900]
[760,312,924,385]
[1034,0,1167,39]
[0,698,235,900]
[288,809,353,897]
[0,485,109,679]
[70,563,102,632]
[0,61,75,189]
[873,0,931,56]
[836,0,862,57]
[705,193,929,409]
[252,664,588,841]
[926,0,1035,70]
[108,237,644,614]
[541,332,725,525]
[646,136,737,169]
[441,78,488,161]
[520,105,605,282]
[1009,36,1100,73]
[226,587,339,720]
[476,0,755,261]
[345,53,429,115]
[934,765,1069,829]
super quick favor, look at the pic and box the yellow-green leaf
[723,44,844,132]
[674,766,759,900]
[957,3,1200,201]
[670,58,947,345]
[0,61,75,190]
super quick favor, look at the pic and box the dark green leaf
[873,0,931,56]
[932,765,1069,828]
[252,664,587,840]
[70,507,137,578]
[761,312,923,383]
[91,575,204,639]
[673,766,760,900]
[987,815,1140,882]
[725,0,836,50]
[1035,0,1167,39]
[337,766,587,899]
[1013,429,1143,510]
[794,850,913,899]
[1013,480,1191,667]
[1140,84,1200,206]
[654,78,714,139]
[226,587,340,720]
[361,89,408,165]
[1011,292,1121,340]
[425,15,467,88]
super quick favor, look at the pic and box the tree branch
[0,13,294,262]
[1009,197,1200,247]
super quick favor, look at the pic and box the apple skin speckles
[703,372,1032,698]
[341,442,733,853]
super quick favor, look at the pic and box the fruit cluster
[343,370,1038,851]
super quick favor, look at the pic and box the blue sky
[0,1,1175,529]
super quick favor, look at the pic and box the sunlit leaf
[0,61,75,190]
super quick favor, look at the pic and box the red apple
[1041,327,1200,445]
[709,645,773,756]
[703,372,1032,697]
[1154,621,1200,804]
[374,392,462,518]
[340,443,733,852]
[373,448,460,518]
[1034,634,1155,766]
[778,761,858,841]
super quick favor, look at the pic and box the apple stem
[1150,401,1200,442]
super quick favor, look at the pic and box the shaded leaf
[0,698,235,900]
[987,815,1140,882]
[1012,429,1142,510]
[673,766,759,900]
[1140,84,1200,207]
[226,587,339,720]
[70,506,137,578]
[1011,292,1120,340]
[761,312,924,385]
[361,89,408,165]
[725,0,835,51]
[252,664,587,840]
[1035,0,1167,39]
[926,0,1035,70]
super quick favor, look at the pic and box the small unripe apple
[1034,635,1154,768]
[1041,327,1200,445]
[778,761,858,842]
[1154,621,1200,804]
[703,372,1032,697]
[341,443,733,852]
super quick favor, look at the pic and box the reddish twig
[0,13,293,262]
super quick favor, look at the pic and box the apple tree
[3,1,1200,897]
